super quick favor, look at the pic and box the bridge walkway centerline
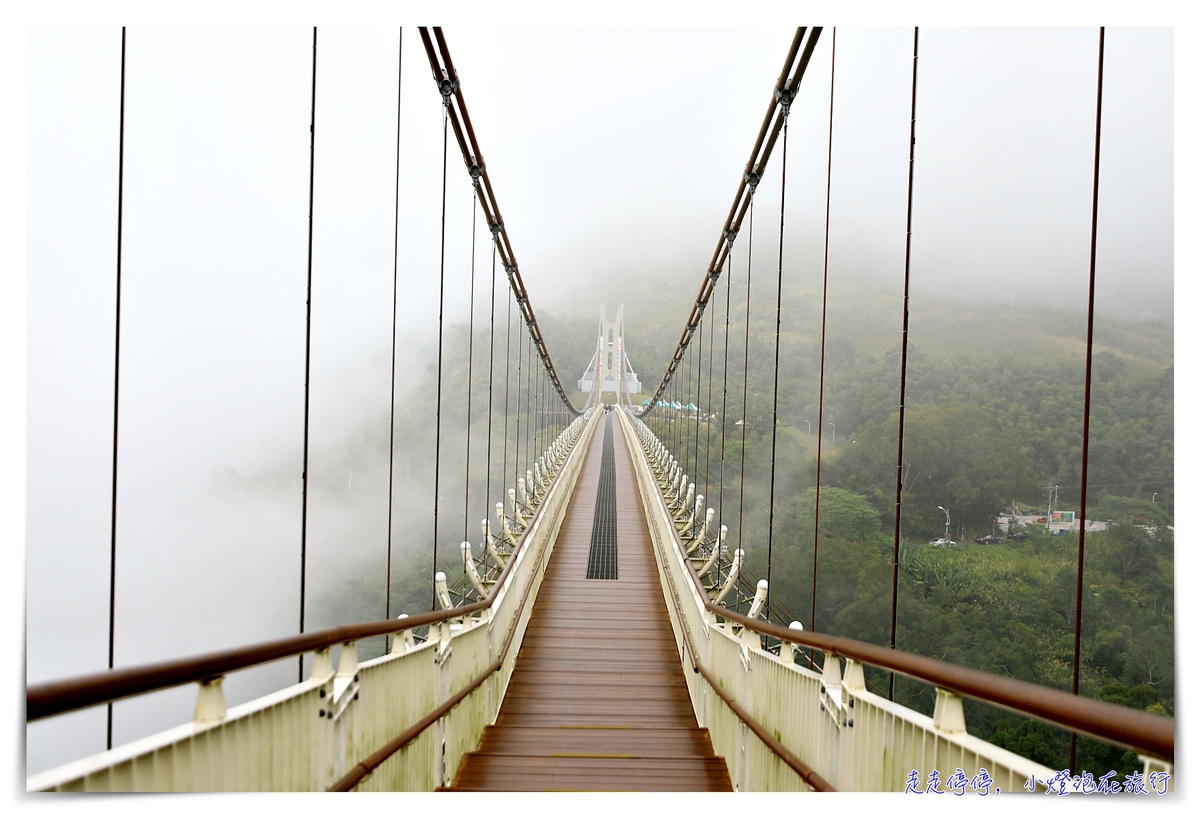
[445,413,732,791]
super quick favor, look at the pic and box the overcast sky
[22,23,1175,774]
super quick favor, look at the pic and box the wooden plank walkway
[447,413,731,791]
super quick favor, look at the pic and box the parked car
[929,538,956,547]
[974,535,1004,545]
[1006,531,1029,542]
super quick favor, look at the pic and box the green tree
[826,403,1040,538]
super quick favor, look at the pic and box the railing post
[193,676,226,723]
[842,658,866,691]
[311,647,334,680]
[932,688,966,733]
[390,614,414,655]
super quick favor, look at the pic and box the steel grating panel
[585,416,619,579]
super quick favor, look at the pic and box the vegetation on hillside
[257,271,1171,776]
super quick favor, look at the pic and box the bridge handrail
[328,417,572,790]
[26,411,596,723]
[641,456,834,790]
[623,409,1174,764]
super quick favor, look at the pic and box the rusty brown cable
[686,317,695,479]
[525,328,533,470]
[431,101,448,611]
[419,28,580,416]
[462,193,477,541]
[298,26,318,682]
[105,25,128,748]
[502,283,512,501]
[693,311,705,504]
[719,255,732,528]
[1068,25,1105,777]
[888,27,919,701]
[811,27,837,648]
[765,114,790,621]
[736,199,754,602]
[484,239,496,531]
[643,29,823,413]
[513,310,523,490]
[385,28,403,632]
[704,275,717,503]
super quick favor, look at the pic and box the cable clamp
[504,263,518,277]
[490,221,504,236]
[774,86,795,109]
[468,160,486,180]
[438,77,460,99]
[724,228,738,244]
[744,171,761,190]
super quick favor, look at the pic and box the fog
[25,26,1172,774]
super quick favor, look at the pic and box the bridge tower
[578,303,640,398]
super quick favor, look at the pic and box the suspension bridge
[25,26,1174,792]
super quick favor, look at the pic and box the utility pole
[1045,484,1059,529]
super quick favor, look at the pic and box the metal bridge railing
[26,409,600,792]
[617,406,1173,793]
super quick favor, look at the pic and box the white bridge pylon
[578,303,640,399]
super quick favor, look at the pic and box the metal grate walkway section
[446,413,731,791]
[585,415,619,579]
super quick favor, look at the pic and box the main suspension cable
[418,28,581,418]
[640,28,822,414]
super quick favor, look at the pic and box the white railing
[28,409,600,792]
[617,406,1066,793]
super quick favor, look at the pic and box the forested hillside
[269,272,1170,776]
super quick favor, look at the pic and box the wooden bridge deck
[447,414,732,791]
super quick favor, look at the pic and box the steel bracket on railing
[819,654,847,727]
